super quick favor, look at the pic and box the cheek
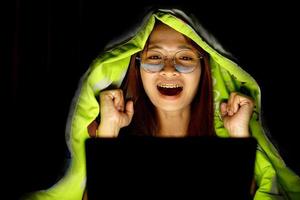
[194,71,201,88]
[186,70,201,96]
[140,70,155,96]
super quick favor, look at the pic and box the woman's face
[140,23,201,112]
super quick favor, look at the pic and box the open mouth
[157,83,183,96]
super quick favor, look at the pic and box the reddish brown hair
[120,40,215,136]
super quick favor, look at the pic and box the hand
[220,92,254,137]
[97,89,134,137]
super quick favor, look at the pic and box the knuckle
[117,89,124,97]
[231,92,237,97]
[100,90,110,97]
[99,92,106,100]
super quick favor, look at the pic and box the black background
[2,0,299,199]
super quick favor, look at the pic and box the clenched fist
[220,92,254,137]
[97,89,134,137]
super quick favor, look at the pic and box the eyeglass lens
[140,50,201,73]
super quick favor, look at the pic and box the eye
[148,55,162,60]
[179,56,193,61]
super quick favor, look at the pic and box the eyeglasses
[136,50,203,74]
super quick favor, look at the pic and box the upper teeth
[158,84,182,88]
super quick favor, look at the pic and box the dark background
[2,0,299,199]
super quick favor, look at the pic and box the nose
[159,60,179,77]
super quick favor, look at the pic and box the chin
[155,101,187,112]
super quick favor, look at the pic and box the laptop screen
[85,136,257,200]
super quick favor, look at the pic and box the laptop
[85,136,257,200]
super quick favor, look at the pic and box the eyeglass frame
[136,49,204,74]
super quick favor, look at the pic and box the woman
[91,21,253,139]
[23,8,300,200]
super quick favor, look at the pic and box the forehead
[148,23,191,46]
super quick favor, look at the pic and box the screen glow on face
[139,49,202,73]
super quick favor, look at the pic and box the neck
[156,107,190,137]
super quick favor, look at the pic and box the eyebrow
[148,44,194,51]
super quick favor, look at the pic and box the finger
[231,94,254,117]
[231,95,240,114]
[237,95,255,115]
[100,91,116,110]
[239,95,254,107]
[119,100,134,127]
[112,89,125,112]
[220,102,228,117]
[227,92,237,116]
[99,90,124,117]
